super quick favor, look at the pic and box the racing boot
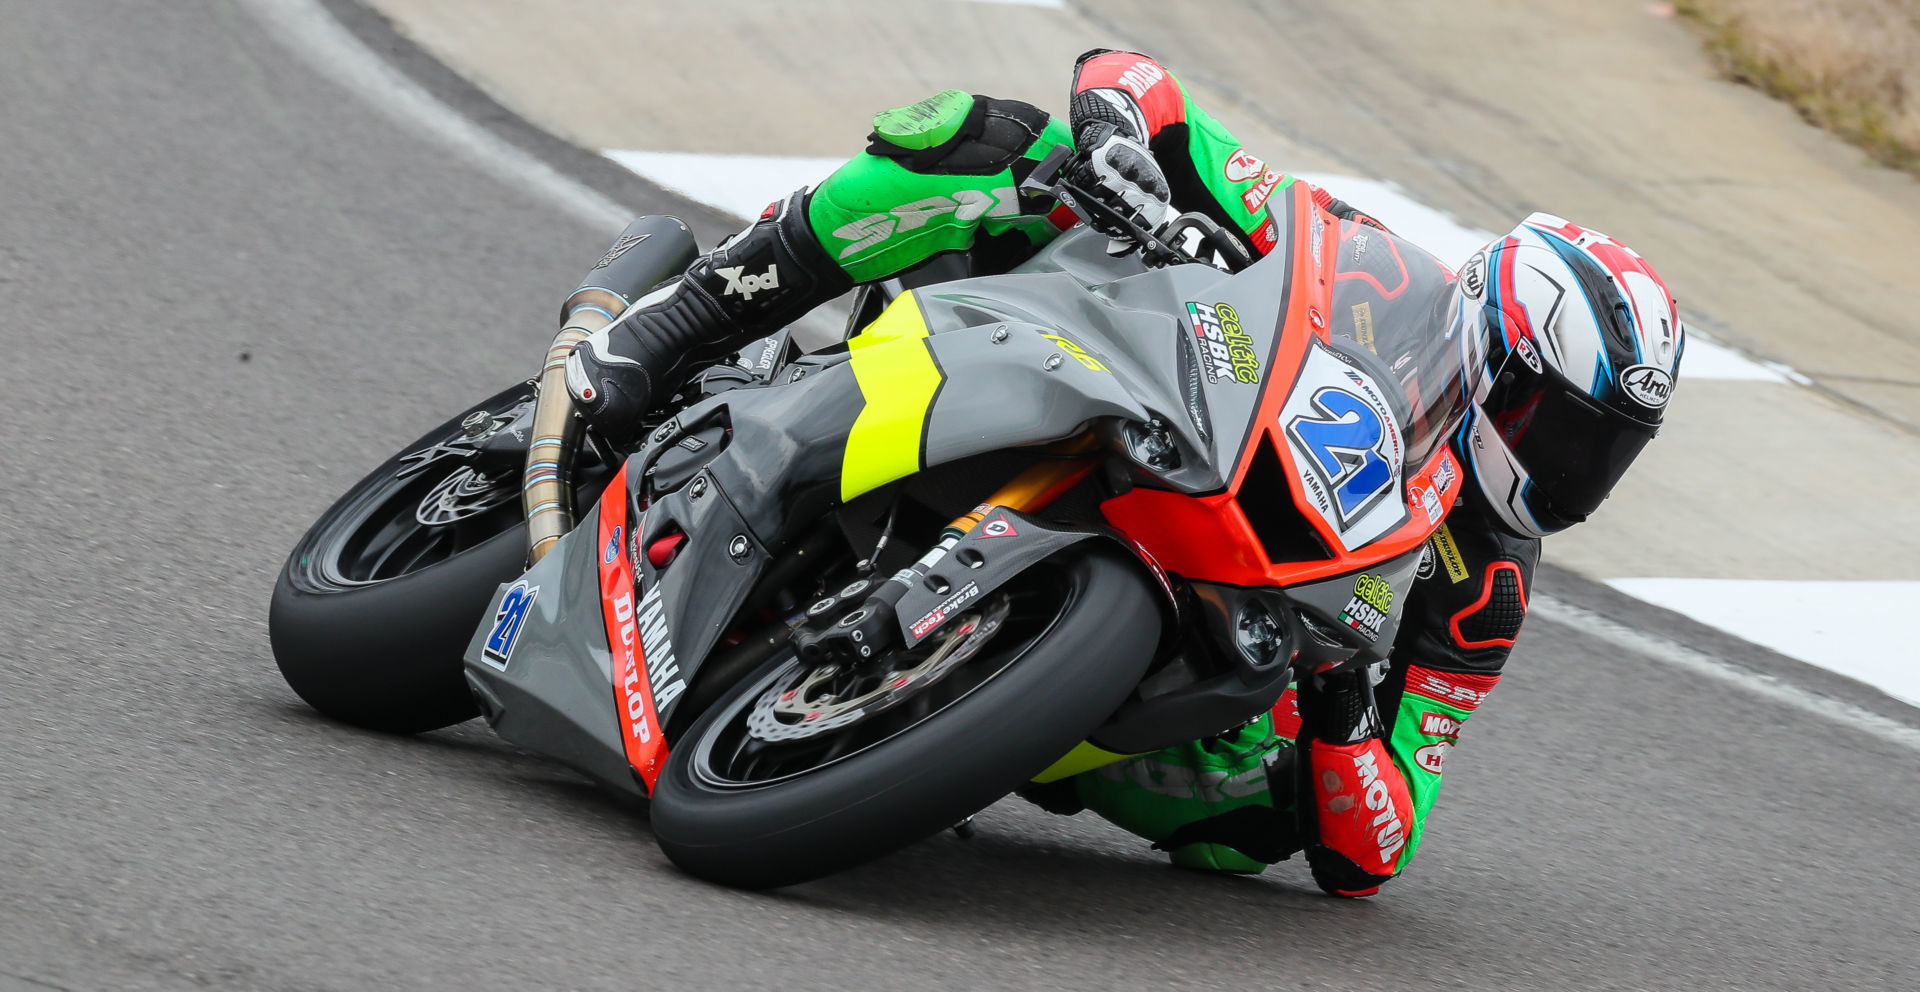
[565,191,852,448]
[1065,712,1302,873]
[1297,663,1414,897]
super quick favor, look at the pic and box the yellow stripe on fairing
[1030,741,1142,783]
[841,291,943,501]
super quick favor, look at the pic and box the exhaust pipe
[524,216,700,563]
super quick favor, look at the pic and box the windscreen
[1324,221,1481,472]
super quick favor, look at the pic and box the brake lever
[1019,143,1210,270]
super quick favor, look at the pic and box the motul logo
[1353,751,1407,862]
[1420,712,1461,738]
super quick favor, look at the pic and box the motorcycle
[269,146,1480,889]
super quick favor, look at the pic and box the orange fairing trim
[596,468,668,791]
[1450,561,1526,650]
[1103,185,1459,587]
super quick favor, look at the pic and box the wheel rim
[685,565,1081,790]
[288,386,581,591]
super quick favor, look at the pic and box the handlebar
[1018,143,1255,274]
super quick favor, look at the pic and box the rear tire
[649,545,1163,889]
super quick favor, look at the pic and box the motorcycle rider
[566,50,1683,897]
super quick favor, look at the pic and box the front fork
[791,438,1101,663]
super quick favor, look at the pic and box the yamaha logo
[1619,363,1673,409]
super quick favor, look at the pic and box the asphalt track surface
[2,3,1916,990]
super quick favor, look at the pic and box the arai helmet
[1456,213,1682,538]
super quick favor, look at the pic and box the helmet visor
[1483,365,1659,523]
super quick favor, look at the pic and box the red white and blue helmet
[1456,213,1683,538]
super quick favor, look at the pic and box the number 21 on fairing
[1286,387,1392,521]
[482,580,538,669]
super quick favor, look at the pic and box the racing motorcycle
[269,146,1479,889]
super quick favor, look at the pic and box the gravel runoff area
[1678,0,1920,173]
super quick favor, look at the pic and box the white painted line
[1605,579,1920,707]
[964,0,1066,7]
[603,150,845,223]
[1531,594,1920,753]
[241,0,628,235]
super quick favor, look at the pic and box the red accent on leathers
[1448,560,1527,650]
[1269,685,1302,740]
[1309,738,1414,877]
[1402,666,1502,713]
[1072,52,1188,137]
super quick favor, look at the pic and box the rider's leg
[566,91,1074,447]
[1061,703,1306,873]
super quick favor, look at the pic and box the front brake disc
[744,596,1011,743]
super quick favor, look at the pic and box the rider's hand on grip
[1068,123,1178,238]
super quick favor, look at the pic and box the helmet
[1455,213,1683,538]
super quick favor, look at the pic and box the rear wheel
[269,383,596,733]
[649,545,1163,889]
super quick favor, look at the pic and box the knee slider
[868,92,1050,176]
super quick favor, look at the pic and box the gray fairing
[462,502,640,798]
[463,204,1462,783]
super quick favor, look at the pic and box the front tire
[649,545,1163,889]
[270,384,546,734]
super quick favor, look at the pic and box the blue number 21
[1287,388,1392,521]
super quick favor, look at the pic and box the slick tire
[270,527,524,734]
[649,545,1163,889]
[269,383,540,735]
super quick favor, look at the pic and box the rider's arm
[1304,494,1539,895]
[1070,50,1395,255]
[1070,50,1287,256]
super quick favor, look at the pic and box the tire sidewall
[649,545,1163,888]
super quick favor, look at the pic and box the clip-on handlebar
[1017,144,1255,274]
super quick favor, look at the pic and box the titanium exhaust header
[524,216,699,563]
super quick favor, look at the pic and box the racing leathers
[565,50,1540,896]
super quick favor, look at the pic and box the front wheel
[649,545,1163,889]
[270,383,560,734]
